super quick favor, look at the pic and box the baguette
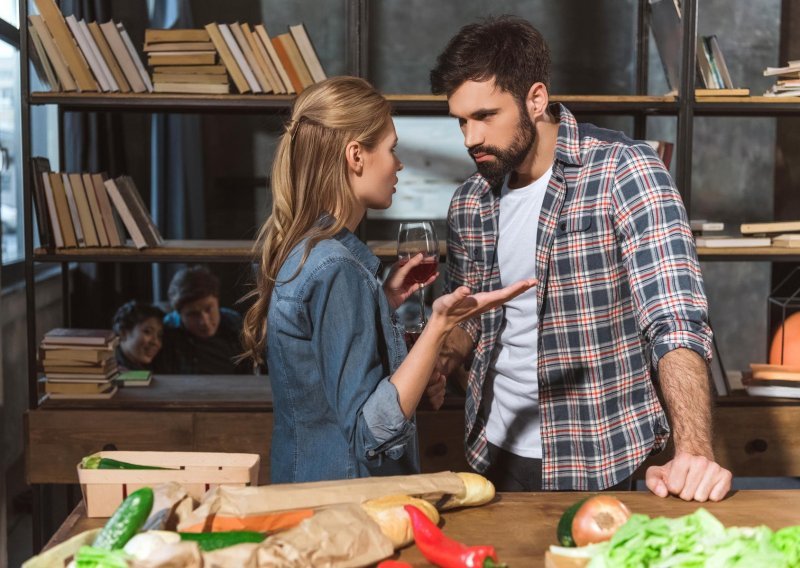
[440,472,496,510]
[361,494,439,548]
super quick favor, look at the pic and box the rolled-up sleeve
[611,143,713,371]
[307,258,416,467]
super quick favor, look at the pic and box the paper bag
[178,471,465,532]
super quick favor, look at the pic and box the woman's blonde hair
[241,76,393,364]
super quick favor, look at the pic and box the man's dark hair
[112,300,164,335]
[430,15,551,101]
[168,266,220,312]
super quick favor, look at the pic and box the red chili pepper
[403,505,507,568]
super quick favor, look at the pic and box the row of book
[200,22,326,95]
[40,328,120,400]
[650,0,749,97]
[28,0,326,96]
[31,157,163,251]
[692,219,800,248]
[763,61,800,98]
[28,0,151,93]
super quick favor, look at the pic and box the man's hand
[645,451,732,502]
[422,371,446,410]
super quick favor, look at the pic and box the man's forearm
[658,347,714,458]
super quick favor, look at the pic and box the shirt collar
[334,227,381,276]
[552,103,582,167]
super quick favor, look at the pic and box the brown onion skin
[571,496,632,546]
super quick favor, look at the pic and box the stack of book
[28,0,153,93]
[204,22,326,95]
[30,157,163,251]
[144,29,230,95]
[743,364,800,399]
[763,61,800,97]
[40,329,120,400]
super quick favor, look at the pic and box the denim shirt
[267,228,419,483]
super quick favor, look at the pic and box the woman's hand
[383,253,439,310]
[430,280,538,332]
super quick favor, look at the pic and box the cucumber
[82,455,172,470]
[92,487,155,550]
[557,497,588,547]
[178,531,266,551]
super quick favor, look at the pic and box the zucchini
[92,487,154,550]
[82,455,172,470]
[557,497,588,547]
[178,531,266,551]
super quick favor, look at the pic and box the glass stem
[419,284,427,326]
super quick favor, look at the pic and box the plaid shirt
[446,104,712,490]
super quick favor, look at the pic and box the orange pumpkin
[769,312,800,366]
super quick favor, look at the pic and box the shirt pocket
[555,214,593,237]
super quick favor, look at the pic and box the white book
[77,19,119,92]
[255,24,293,94]
[218,24,261,93]
[65,15,111,92]
[689,219,725,232]
[41,172,64,248]
[745,384,800,399]
[763,64,800,77]
[117,22,153,92]
[289,23,327,83]
[695,236,772,248]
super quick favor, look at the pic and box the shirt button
[368,450,376,457]
[559,222,567,231]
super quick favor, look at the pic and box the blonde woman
[241,76,536,483]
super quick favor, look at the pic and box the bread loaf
[361,494,439,548]
[440,472,495,510]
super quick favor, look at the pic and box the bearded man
[428,16,732,501]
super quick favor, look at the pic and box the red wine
[405,257,439,285]
[404,329,422,350]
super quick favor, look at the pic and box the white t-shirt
[484,166,552,459]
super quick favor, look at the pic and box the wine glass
[397,221,439,327]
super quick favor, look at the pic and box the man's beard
[470,109,535,187]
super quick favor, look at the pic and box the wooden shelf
[29,92,296,113]
[698,246,800,261]
[34,241,799,263]
[694,96,800,115]
[30,92,680,115]
[33,239,447,263]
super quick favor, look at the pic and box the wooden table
[43,490,800,566]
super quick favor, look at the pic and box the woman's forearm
[390,315,451,418]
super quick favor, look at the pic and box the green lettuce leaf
[587,508,799,568]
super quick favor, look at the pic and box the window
[0,0,21,265]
